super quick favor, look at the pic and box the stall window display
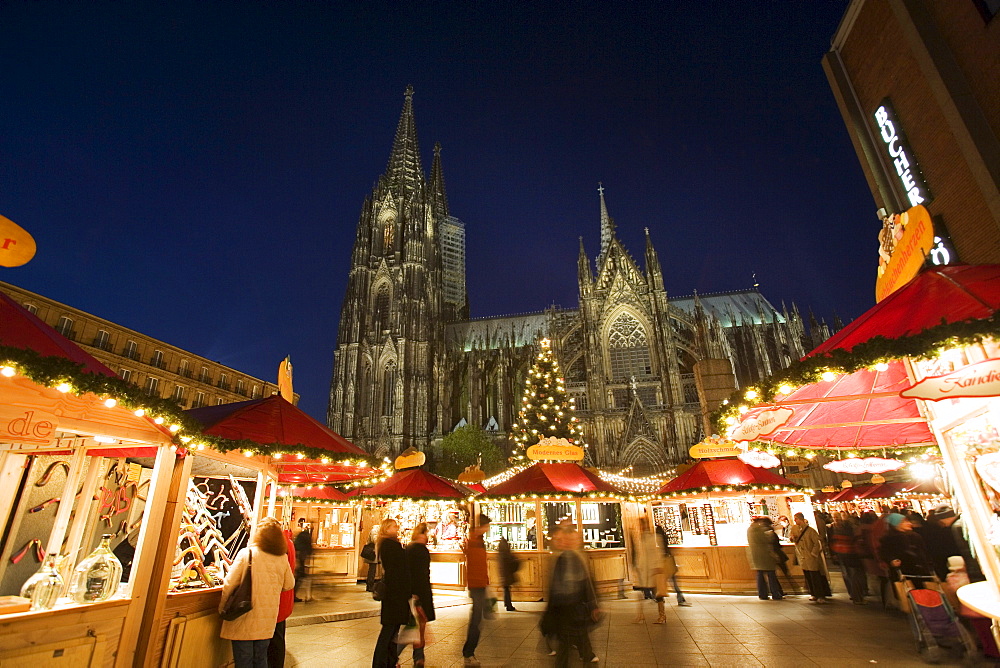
[480,502,537,550]
[294,504,355,548]
[541,501,623,549]
[651,496,795,547]
[374,500,469,548]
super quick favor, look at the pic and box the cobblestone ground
[283,593,965,668]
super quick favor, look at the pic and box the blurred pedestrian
[631,517,663,623]
[372,518,410,668]
[498,535,519,611]
[543,526,601,666]
[292,525,313,602]
[220,518,295,668]
[267,520,296,668]
[461,514,491,667]
[362,523,378,592]
[791,513,831,603]
[917,504,961,580]
[406,522,435,667]
[878,513,933,579]
[829,512,866,604]
[747,517,784,600]
[655,524,690,607]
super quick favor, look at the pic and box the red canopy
[486,462,619,496]
[744,360,935,450]
[362,468,472,500]
[0,292,116,377]
[810,265,1000,356]
[289,485,350,502]
[186,395,374,483]
[656,459,795,495]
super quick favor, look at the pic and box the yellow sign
[394,447,426,470]
[876,205,934,302]
[527,437,584,461]
[0,215,37,268]
[457,464,486,483]
[277,356,293,402]
[688,439,741,459]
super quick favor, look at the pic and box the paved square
[284,593,955,667]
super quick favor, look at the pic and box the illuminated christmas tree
[510,338,583,462]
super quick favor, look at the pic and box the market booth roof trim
[656,458,799,496]
[361,467,473,500]
[483,461,620,498]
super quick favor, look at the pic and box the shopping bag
[397,599,421,646]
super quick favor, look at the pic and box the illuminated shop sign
[874,100,931,208]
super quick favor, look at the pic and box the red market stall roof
[186,395,376,483]
[288,485,350,502]
[361,467,473,500]
[824,480,942,503]
[1,292,116,377]
[485,462,619,497]
[656,459,796,496]
[742,360,935,451]
[809,264,1000,357]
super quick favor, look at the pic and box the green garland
[711,313,1000,435]
[743,440,941,460]
[653,484,809,499]
[196,433,378,466]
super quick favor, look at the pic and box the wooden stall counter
[487,548,627,602]
[309,546,357,586]
[672,544,805,595]
[429,549,466,591]
[0,598,130,667]
[144,587,230,668]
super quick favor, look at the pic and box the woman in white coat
[220,518,296,668]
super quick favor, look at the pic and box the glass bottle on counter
[20,553,65,611]
[69,535,123,604]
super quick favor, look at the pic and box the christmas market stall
[813,479,947,516]
[477,448,628,600]
[717,260,1000,621]
[649,454,810,594]
[358,448,474,591]
[0,294,185,667]
[135,392,375,668]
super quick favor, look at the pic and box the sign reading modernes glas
[874,100,931,208]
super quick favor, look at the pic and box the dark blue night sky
[1,1,875,421]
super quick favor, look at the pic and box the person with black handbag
[372,518,410,668]
[543,525,601,666]
[219,518,295,668]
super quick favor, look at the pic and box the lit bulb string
[738,439,940,461]
[651,484,812,500]
[0,346,384,467]
[710,317,1000,434]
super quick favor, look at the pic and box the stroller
[898,574,981,665]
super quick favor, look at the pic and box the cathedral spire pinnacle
[597,182,616,266]
[578,236,592,286]
[385,85,425,193]
[429,142,449,219]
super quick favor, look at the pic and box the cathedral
[327,87,831,473]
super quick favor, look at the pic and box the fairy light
[103,398,117,408]
[56,382,71,393]
[0,366,14,377]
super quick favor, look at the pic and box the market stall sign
[394,447,426,470]
[737,450,780,468]
[727,407,793,443]
[1,407,56,446]
[689,440,741,459]
[874,100,931,209]
[526,437,584,461]
[876,205,934,303]
[823,457,905,475]
[901,357,1000,401]
[0,214,36,267]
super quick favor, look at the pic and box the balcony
[217,382,231,392]
[121,349,139,361]
[91,338,113,351]
[57,329,78,341]
[149,359,167,370]
[177,369,192,379]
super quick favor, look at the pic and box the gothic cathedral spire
[384,85,424,193]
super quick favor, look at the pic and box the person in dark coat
[917,504,961,580]
[497,536,519,611]
[878,513,933,584]
[406,522,435,667]
[372,518,410,668]
[542,526,601,667]
[292,526,313,602]
[747,517,784,600]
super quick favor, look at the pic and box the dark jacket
[377,537,411,626]
[498,537,519,586]
[405,542,435,622]
[917,521,961,580]
[542,549,598,635]
[293,529,313,575]
[878,528,932,577]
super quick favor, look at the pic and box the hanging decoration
[727,407,793,443]
[823,457,906,475]
[738,450,781,469]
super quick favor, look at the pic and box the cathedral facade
[327,88,830,472]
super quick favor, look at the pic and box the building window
[236,379,245,396]
[123,340,138,360]
[120,368,133,383]
[172,385,185,403]
[251,385,260,399]
[93,329,110,350]
[150,350,164,369]
[382,364,397,416]
[178,359,190,377]
[608,312,652,380]
[194,391,206,408]
[23,303,37,314]
[55,316,74,339]
[216,398,224,405]
[199,366,210,383]
[372,285,391,332]
[218,372,229,391]
[144,376,159,396]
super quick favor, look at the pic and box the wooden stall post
[43,447,87,557]
[134,449,194,668]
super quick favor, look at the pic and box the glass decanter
[19,553,64,611]
[69,535,123,604]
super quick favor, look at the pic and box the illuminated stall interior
[478,461,626,599]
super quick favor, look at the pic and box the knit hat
[886,513,906,528]
[948,556,965,572]
[930,504,957,521]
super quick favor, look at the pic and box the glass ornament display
[69,535,123,604]
[19,553,64,611]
